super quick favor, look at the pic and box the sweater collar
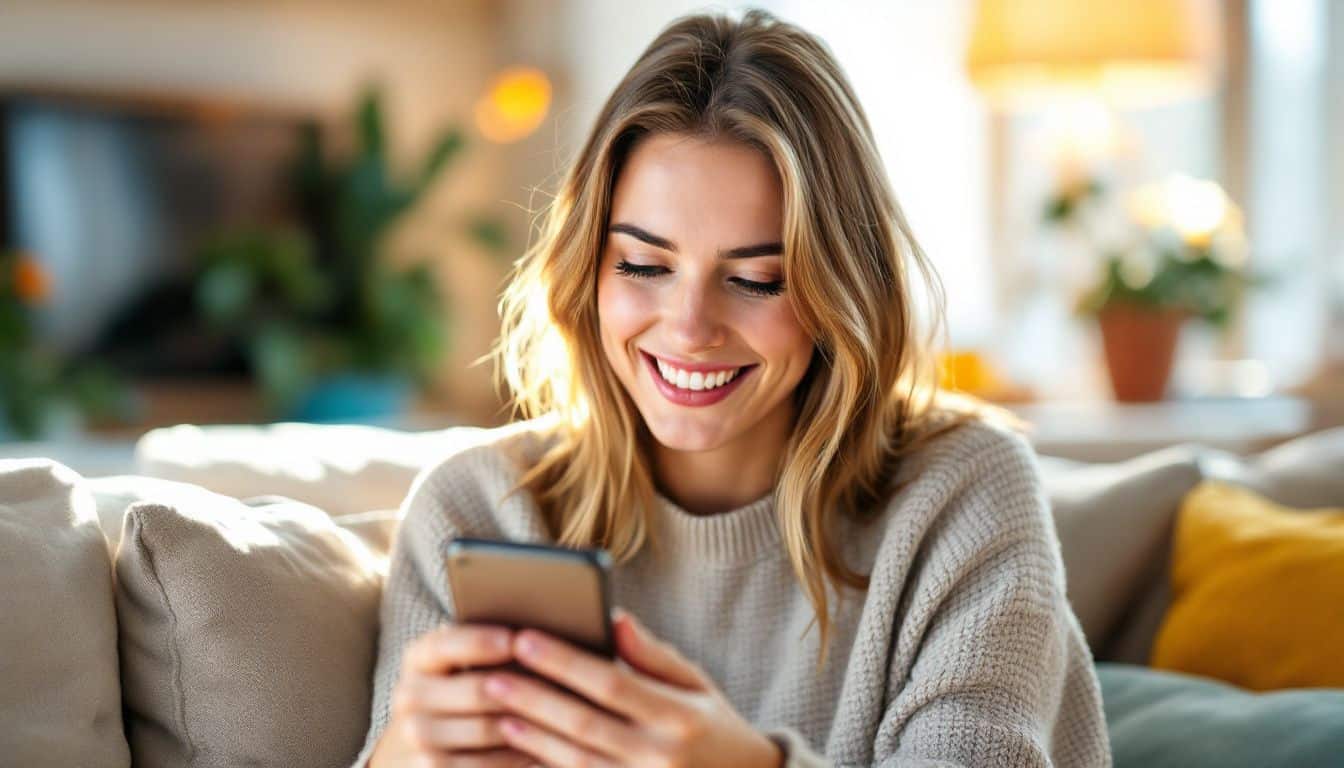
[649,490,781,565]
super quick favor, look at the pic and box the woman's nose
[664,278,726,351]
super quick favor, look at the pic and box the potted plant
[1048,174,1262,402]
[195,85,506,422]
[0,251,135,439]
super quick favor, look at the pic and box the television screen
[1,91,306,376]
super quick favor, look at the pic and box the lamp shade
[966,0,1219,108]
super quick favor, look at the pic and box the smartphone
[445,537,615,660]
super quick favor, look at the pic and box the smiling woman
[596,135,812,512]
[357,9,1111,768]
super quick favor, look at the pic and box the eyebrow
[608,222,783,259]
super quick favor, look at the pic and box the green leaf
[357,85,386,160]
[468,216,510,256]
[197,262,256,328]
[417,129,465,192]
[249,323,317,411]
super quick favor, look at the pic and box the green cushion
[1098,662,1344,768]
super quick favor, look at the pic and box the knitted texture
[353,418,1111,767]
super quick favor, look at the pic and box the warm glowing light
[965,0,1220,109]
[474,67,552,144]
[1044,98,1119,166]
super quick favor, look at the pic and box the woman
[358,10,1109,768]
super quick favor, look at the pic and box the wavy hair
[493,9,982,658]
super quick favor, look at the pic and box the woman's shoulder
[861,410,1047,550]
[851,411,1062,598]
[892,406,1038,488]
[397,416,560,538]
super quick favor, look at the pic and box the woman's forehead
[609,133,783,247]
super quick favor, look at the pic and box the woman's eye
[614,260,668,278]
[730,277,785,297]
[615,260,784,297]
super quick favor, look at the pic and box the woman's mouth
[640,351,756,407]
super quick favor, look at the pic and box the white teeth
[652,356,742,391]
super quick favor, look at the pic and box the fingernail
[484,676,512,698]
[491,631,511,651]
[500,717,526,736]
[517,633,540,658]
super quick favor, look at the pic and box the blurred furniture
[1012,394,1313,462]
[4,417,1344,766]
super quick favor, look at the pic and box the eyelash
[614,260,785,297]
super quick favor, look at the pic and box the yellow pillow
[1151,481,1344,690]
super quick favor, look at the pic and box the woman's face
[596,133,815,453]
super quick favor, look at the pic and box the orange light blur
[474,66,552,144]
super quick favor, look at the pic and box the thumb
[613,609,707,690]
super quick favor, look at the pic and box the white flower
[1210,208,1249,269]
[1118,243,1159,290]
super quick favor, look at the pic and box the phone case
[445,537,615,659]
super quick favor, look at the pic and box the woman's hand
[370,623,533,767]
[482,610,784,768]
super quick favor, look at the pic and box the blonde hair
[494,9,982,658]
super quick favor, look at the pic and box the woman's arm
[866,436,1110,767]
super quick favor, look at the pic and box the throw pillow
[115,494,384,767]
[88,474,245,553]
[0,459,131,767]
[1038,446,1203,659]
[1151,481,1344,689]
[1098,661,1344,768]
[1200,426,1344,510]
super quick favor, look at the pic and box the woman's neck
[650,400,794,516]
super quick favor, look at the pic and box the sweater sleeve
[868,432,1111,767]
[350,466,462,768]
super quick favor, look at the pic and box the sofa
[2,420,1343,767]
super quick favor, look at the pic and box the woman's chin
[643,414,734,453]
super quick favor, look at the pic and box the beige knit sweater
[353,418,1111,767]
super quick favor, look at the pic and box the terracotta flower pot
[1096,304,1187,402]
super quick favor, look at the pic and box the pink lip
[641,351,754,407]
[641,350,747,374]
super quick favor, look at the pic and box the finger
[395,672,509,716]
[399,714,509,751]
[483,672,647,761]
[613,611,707,689]
[404,624,513,675]
[512,629,673,724]
[499,716,622,768]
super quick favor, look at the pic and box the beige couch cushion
[1039,447,1203,662]
[133,421,494,517]
[0,459,131,767]
[88,475,244,553]
[1201,427,1344,508]
[115,494,384,767]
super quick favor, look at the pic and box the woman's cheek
[738,299,806,357]
[598,278,659,338]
